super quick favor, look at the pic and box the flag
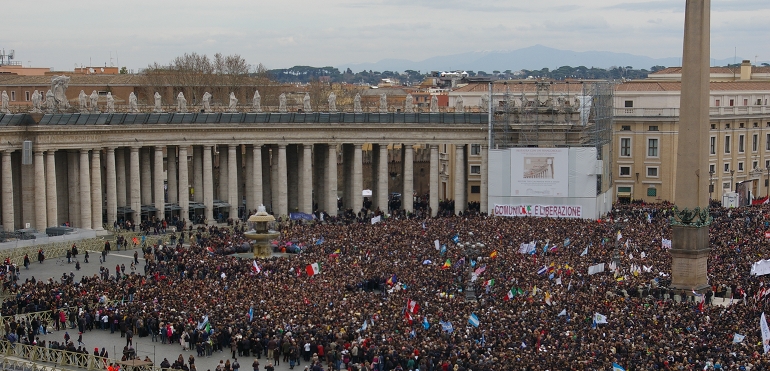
[733,333,745,343]
[434,240,440,250]
[555,276,562,285]
[422,316,430,330]
[440,244,447,256]
[451,235,460,244]
[661,239,672,249]
[248,307,254,322]
[204,322,211,333]
[557,309,566,316]
[474,265,486,276]
[489,250,499,259]
[409,328,416,338]
[468,313,480,327]
[544,291,552,306]
[132,237,138,244]
[441,259,451,269]
[612,363,626,371]
[537,266,548,275]
[504,287,517,301]
[386,274,397,286]
[563,237,571,247]
[484,279,494,287]
[315,237,325,245]
[593,313,608,324]
[371,215,381,224]
[616,231,622,241]
[252,260,261,274]
[360,319,368,332]
[406,299,420,314]
[423,222,427,230]
[404,311,414,325]
[306,262,321,276]
[761,312,770,354]
[440,320,453,333]
[549,244,558,253]
[580,246,588,257]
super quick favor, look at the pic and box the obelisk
[670,0,711,291]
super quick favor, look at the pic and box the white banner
[661,239,672,249]
[494,204,583,219]
[762,312,770,354]
[371,215,381,224]
[588,263,605,275]
[510,148,569,198]
[752,260,770,276]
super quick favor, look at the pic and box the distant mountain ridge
[337,45,762,74]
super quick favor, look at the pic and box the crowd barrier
[0,311,54,335]
[0,340,161,371]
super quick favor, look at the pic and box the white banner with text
[494,204,583,219]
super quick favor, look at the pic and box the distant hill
[337,45,759,74]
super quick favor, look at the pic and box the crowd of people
[3,202,770,370]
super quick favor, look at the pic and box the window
[759,99,764,106]
[738,162,744,171]
[725,136,731,153]
[753,134,758,152]
[618,186,632,194]
[715,99,721,106]
[647,167,658,177]
[739,135,745,152]
[619,166,631,176]
[767,134,770,150]
[648,125,659,131]
[25,91,30,101]
[470,144,481,156]
[711,124,716,130]
[709,164,715,174]
[740,122,744,128]
[620,138,631,157]
[766,160,770,169]
[753,161,759,170]
[442,144,447,154]
[470,165,481,174]
[754,122,759,128]
[730,99,734,106]
[647,138,658,157]
[621,125,631,131]
[10,91,15,101]
[723,182,730,189]
[726,123,730,129]
[647,188,657,197]
[744,99,749,106]
[710,136,716,155]
[470,185,480,194]
[624,100,633,108]
[724,163,730,172]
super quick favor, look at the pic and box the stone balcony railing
[615,106,770,117]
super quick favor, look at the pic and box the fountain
[245,205,281,258]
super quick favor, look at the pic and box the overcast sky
[2,0,768,72]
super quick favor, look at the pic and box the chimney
[740,60,752,80]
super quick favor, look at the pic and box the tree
[119,67,128,74]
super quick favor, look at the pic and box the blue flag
[248,307,254,322]
[316,237,325,245]
[422,317,430,330]
[564,237,571,247]
[468,313,480,327]
[440,244,447,256]
[452,235,460,244]
[612,363,626,371]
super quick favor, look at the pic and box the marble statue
[78,90,88,112]
[455,95,464,113]
[89,90,99,112]
[480,94,489,113]
[1,91,9,114]
[302,93,311,112]
[353,93,362,113]
[520,92,529,108]
[252,90,262,112]
[430,95,438,113]
[30,90,42,113]
[328,92,337,113]
[202,92,212,112]
[154,92,162,112]
[177,92,187,113]
[278,93,287,113]
[128,92,138,113]
[379,93,387,113]
[106,92,115,113]
[45,90,55,112]
[51,75,70,110]
[404,94,414,113]
[228,92,238,112]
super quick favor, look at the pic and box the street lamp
[460,242,481,302]
[730,169,735,192]
[709,170,715,202]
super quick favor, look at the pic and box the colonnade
[0,142,489,231]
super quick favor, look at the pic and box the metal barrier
[0,311,54,336]
[0,340,115,370]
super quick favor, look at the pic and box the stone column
[140,148,152,206]
[115,148,126,207]
[326,145,338,214]
[34,150,47,230]
[670,0,712,291]
[352,144,363,213]
[193,146,203,203]
[203,145,214,224]
[480,144,489,215]
[262,146,272,211]
[219,145,228,202]
[129,147,141,223]
[287,145,299,213]
[167,146,178,204]
[403,144,414,213]
[301,144,313,213]
[430,145,439,217]
[342,144,353,209]
[228,144,238,218]
[154,146,165,220]
[277,144,288,216]
[270,145,278,212]
[377,144,388,212]
[454,145,465,215]
[314,144,327,212]
[105,148,117,227]
[178,146,189,222]
[91,149,103,230]
[1,150,13,231]
[79,149,92,229]
[67,150,81,228]
[245,146,254,213]
[45,150,58,227]
[252,144,263,210]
